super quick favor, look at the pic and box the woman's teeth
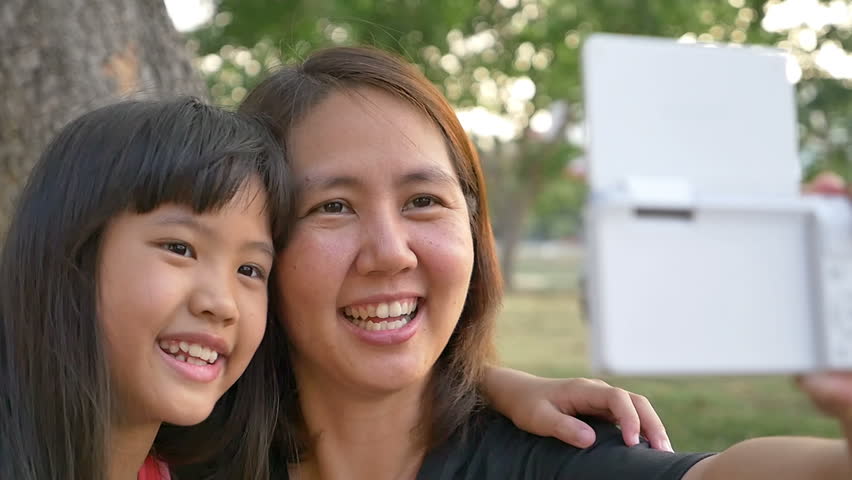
[343,299,418,331]
[351,316,411,331]
[158,340,219,365]
[344,299,417,320]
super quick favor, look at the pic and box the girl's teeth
[376,303,389,318]
[159,340,219,364]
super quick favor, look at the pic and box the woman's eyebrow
[298,166,459,194]
[397,166,460,189]
[298,175,360,194]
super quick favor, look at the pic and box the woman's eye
[318,201,350,214]
[237,264,265,280]
[163,242,194,258]
[408,196,437,209]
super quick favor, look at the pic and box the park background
[2,0,850,451]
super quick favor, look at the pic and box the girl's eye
[317,201,351,214]
[163,242,194,258]
[237,264,265,280]
[407,196,437,209]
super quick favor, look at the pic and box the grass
[496,246,841,452]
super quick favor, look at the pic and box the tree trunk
[498,182,535,292]
[0,0,207,237]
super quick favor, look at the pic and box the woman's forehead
[288,88,454,176]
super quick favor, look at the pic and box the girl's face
[97,178,273,426]
[277,88,475,395]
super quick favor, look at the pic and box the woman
[240,46,852,479]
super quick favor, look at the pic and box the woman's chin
[345,362,434,396]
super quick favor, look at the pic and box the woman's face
[98,179,273,426]
[278,88,475,395]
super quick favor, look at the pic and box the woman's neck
[290,369,432,480]
[108,418,161,480]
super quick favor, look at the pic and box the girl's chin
[162,408,216,427]
[154,397,219,427]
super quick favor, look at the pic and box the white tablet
[581,34,829,375]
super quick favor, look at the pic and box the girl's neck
[290,369,432,480]
[108,417,161,480]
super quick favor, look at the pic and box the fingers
[534,377,673,451]
[549,413,598,449]
[803,171,849,196]
[571,382,672,451]
[630,392,673,452]
[519,394,598,448]
[797,373,852,424]
[798,373,852,458]
[599,387,642,447]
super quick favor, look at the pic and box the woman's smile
[340,297,423,346]
[277,86,474,395]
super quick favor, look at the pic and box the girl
[0,98,288,480]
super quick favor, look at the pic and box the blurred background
[2,0,850,451]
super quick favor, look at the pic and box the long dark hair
[240,46,502,460]
[0,98,289,480]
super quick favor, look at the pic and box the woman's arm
[480,366,672,450]
[683,437,849,480]
[681,175,852,480]
[683,373,852,479]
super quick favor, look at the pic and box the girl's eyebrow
[154,213,275,259]
[244,241,275,260]
[154,213,212,236]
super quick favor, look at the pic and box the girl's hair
[0,97,289,480]
[240,46,503,458]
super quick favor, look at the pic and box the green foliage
[192,0,852,231]
[527,176,586,239]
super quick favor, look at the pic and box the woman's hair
[240,46,503,454]
[0,97,289,480]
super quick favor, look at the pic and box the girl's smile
[156,334,229,382]
[98,179,273,427]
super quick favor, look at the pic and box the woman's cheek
[415,221,474,278]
